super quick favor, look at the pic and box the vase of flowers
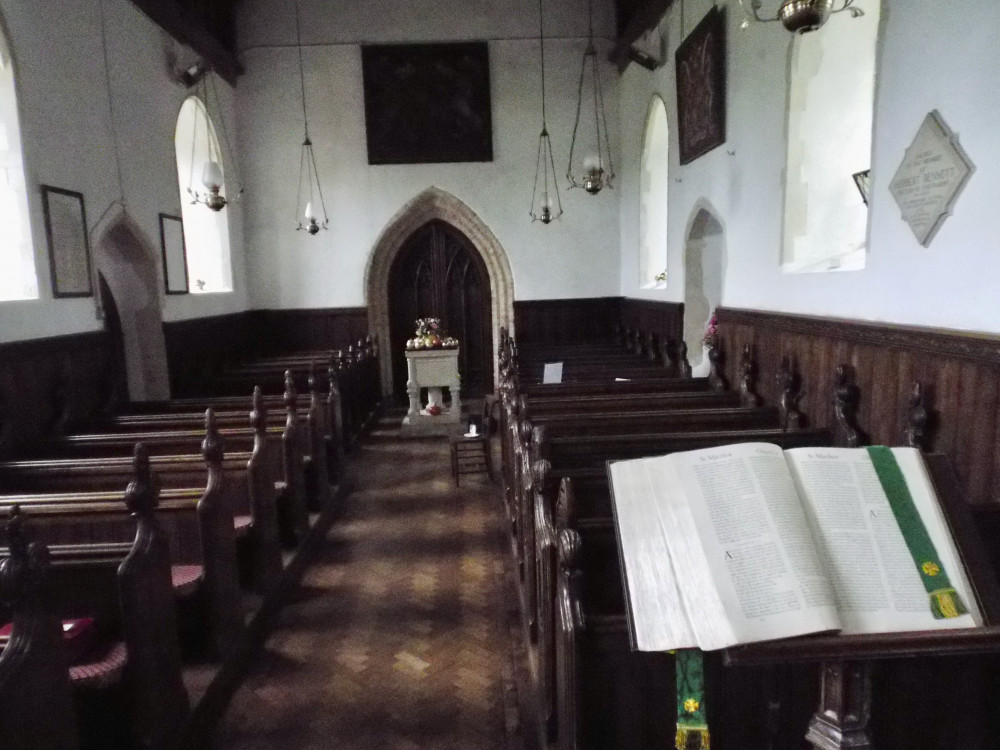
[702,312,719,350]
[406,317,459,350]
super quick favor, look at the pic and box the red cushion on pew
[170,564,204,597]
[0,617,96,665]
[69,640,127,690]
[234,514,253,536]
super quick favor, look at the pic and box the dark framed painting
[42,185,93,298]
[675,6,727,165]
[159,213,189,294]
[361,42,493,165]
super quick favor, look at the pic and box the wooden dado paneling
[716,307,1000,507]
[0,330,121,456]
[249,307,369,355]
[163,308,370,397]
[618,298,685,349]
[514,297,683,346]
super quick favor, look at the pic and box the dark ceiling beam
[610,0,676,73]
[130,0,243,86]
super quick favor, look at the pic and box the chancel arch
[365,187,515,398]
[682,203,725,376]
[91,216,170,401]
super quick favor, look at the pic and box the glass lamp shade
[202,160,224,190]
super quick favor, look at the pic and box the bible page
[651,443,840,651]
[785,447,980,634]
[609,459,698,651]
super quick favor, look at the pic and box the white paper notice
[542,362,563,384]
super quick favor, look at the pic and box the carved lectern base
[805,661,872,750]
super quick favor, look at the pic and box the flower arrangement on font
[406,317,459,350]
[702,312,719,348]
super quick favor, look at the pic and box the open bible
[609,444,982,653]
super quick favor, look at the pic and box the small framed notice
[159,214,189,294]
[542,362,563,385]
[42,186,92,298]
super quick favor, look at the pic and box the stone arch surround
[92,215,170,401]
[365,187,515,396]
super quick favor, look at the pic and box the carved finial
[661,338,678,373]
[6,505,27,560]
[738,344,759,407]
[1,507,48,610]
[124,443,158,517]
[776,355,804,429]
[250,386,267,434]
[707,340,728,392]
[614,324,625,348]
[555,477,576,530]
[678,341,693,378]
[308,361,317,392]
[533,458,551,489]
[833,365,864,448]
[531,424,548,462]
[518,394,530,423]
[558,528,582,570]
[519,418,533,450]
[645,332,658,362]
[201,408,225,465]
[284,370,297,411]
[905,382,931,451]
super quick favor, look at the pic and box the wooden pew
[0,432,244,661]
[43,409,311,548]
[104,375,330,515]
[0,450,190,750]
[0,397,284,592]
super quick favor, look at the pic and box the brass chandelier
[529,0,563,224]
[738,0,864,34]
[566,0,614,195]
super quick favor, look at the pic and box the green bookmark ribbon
[866,446,968,619]
[675,649,709,749]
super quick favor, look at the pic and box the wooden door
[388,220,493,402]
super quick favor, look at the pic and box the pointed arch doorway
[366,187,515,401]
[388,221,493,402]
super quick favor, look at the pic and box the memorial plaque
[889,110,974,247]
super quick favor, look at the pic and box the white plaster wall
[235,0,622,307]
[619,0,1000,335]
[0,0,250,344]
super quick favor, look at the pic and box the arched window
[782,0,881,273]
[0,26,37,300]
[639,96,669,288]
[174,96,232,293]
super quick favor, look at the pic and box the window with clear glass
[781,0,881,273]
[639,95,669,288]
[174,96,232,293]
[0,29,38,300]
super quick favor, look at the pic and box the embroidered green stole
[675,649,709,749]
[865,446,968,619]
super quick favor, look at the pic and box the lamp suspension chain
[293,0,329,234]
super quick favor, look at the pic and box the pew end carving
[706,340,728,392]
[777,355,805,430]
[198,409,244,660]
[738,344,760,407]
[905,382,933,452]
[0,507,79,750]
[832,365,866,448]
[119,444,190,750]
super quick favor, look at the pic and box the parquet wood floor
[215,425,525,750]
